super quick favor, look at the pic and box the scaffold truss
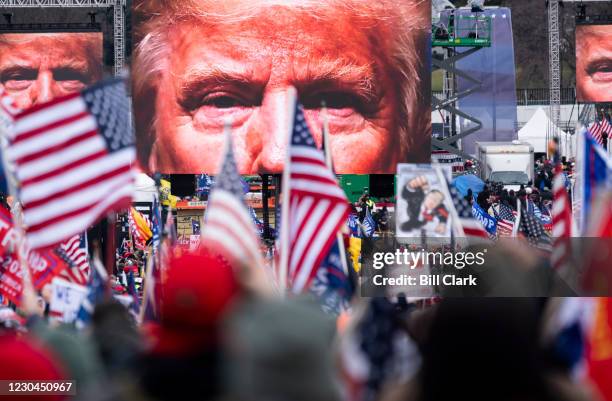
[432,46,484,161]
[0,0,125,75]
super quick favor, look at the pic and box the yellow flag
[160,179,179,208]
[348,236,362,272]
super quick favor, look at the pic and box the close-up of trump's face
[576,25,612,103]
[133,0,431,174]
[0,33,103,110]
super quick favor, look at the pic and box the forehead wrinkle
[0,55,90,69]
[175,63,267,90]
[290,56,376,95]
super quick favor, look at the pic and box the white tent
[133,173,157,203]
[518,107,575,158]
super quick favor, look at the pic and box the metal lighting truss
[548,0,561,147]
[0,0,125,76]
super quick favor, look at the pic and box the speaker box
[169,174,195,197]
[369,174,395,199]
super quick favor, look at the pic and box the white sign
[49,278,88,323]
[189,235,201,251]
[396,164,453,241]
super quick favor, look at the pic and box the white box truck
[476,141,534,191]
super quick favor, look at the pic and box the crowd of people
[1,248,609,401]
[465,158,575,232]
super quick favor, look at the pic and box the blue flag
[127,271,140,317]
[192,219,201,235]
[152,197,161,249]
[362,207,376,237]
[347,213,360,237]
[471,199,497,235]
[249,207,264,235]
[580,130,612,232]
[196,174,214,196]
[310,240,353,315]
[75,260,107,330]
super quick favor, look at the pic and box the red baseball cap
[151,251,240,356]
[0,334,66,401]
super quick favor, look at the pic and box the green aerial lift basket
[432,14,492,47]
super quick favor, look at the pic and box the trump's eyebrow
[0,57,91,72]
[176,57,379,104]
[176,64,266,107]
[291,57,378,102]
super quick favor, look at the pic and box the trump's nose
[251,88,296,173]
[29,71,57,106]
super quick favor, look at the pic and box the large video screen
[576,24,612,103]
[131,0,431,174]
[0,32,103,110]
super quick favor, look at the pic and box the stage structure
[0,0,125,76]
[432,9,492,161]
[548,0,612,140]
[547,0,561,149]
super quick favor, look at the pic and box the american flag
[283,102,349,293]
[6,79,135,249]
[200,130,263,269]
[588,119,611,146]
[496,203,516,237]
[56,234,90,285]
[519,205,552,251]
[552,165,573,271]
[449,186,489,240]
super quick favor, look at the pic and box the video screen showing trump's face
[0,32,103,110]
[576,25,612,103]
[132,0,431,174]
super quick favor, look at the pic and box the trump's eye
[201,94,249,109]
[53,68,90,92]
[185,90,257,128]
[587,60,612,82]
[300,91,373,117]
[1,68,37,91]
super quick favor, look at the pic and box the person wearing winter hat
[139,250,242,401]
[221,298,341,401]
[0,333,67,401]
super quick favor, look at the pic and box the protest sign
[49,278,88,323]
[396,164,453,240]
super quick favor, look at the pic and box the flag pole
[105,212,116,276]
[139,249,155,323]
[512,198,522,237]
[321,102,350,276]
[278,88,297,293]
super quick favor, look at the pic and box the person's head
[421,299,545,401]
[424,189,444,210]
[0,334,67,401]
[132,0,430,174]
[0,33,103,110]
[576,25,612,103]
[152,251,240,356]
